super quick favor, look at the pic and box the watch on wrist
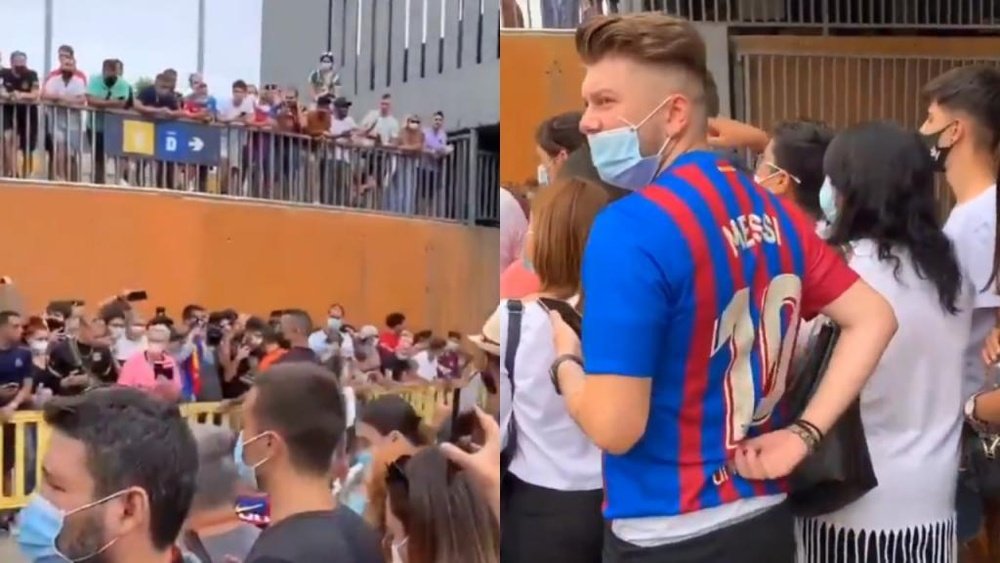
[549,354,582,396]
[966,392,987,427]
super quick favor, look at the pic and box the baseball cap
[358,325,379,339]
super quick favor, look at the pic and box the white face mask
[147,342,166,355]
[29,340,48,355]
[109,327,126,340]
[587,95,676,191]
[536,164,549,186]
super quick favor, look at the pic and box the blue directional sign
[102,113,220,167]
[155,121,220,166]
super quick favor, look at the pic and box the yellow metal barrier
[0,383,461,510]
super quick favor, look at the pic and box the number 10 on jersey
[711,274,803,450]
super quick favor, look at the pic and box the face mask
[18,491,126,562]
[234,431,272,490]
[920,122,957,172]
[109,327,125,340]
[819,176,838,225]
[536,164,549,187]
[61,70,73,79]
[588,95,675,191]
[29,340,48,355]
[391,537,409,563]
[446,341,460,352]
[327,317,343,331]
[103,75,117,87]
[320,62,333,71]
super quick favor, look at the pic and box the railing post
[465,128,479,225]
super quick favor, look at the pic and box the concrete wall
[0,182,499,335]
[261,0,499,130]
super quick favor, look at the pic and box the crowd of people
[0,282,503,562]
[0,46,460,218]
[497,11,1000,563]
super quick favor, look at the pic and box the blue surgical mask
[234,431,272,490]
[819,176,839,225]
[327,317,343,331]
[587,95,675,191]
[19,491,126,562]
[536,164,549,187]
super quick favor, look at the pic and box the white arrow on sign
[188,137,205,152]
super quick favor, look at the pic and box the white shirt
[943,185,1000,401]
[498,300,603,491]
[42,73,87,99]
[360,111,400,144]
[412,350,439,381]
[500,188,528,271]
[810,240,969,532]
[330,116,358,161]
[217,96,256,122]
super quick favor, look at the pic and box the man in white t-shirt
[919,66,1000,404]
[216,80,256,194]
[412,338,447,382]
[360,93,400,146]
[919,65,1000,546]
[41,56,87,180]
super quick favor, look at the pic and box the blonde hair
[529,177,609,296]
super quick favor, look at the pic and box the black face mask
[60,70,73,79]
[103,75,117,87]
[920,122,957,172]
[11,65,26,75]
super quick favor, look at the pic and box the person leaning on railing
[0,50,41,178]
[85,59,133,185]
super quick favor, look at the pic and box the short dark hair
[386,312,406,329]
[359,395,426,445]
[101,59,117,71]
[770,120,835,221]
[181,305,205,321]
[252,364,346,475]
[433,111,444,118]
[923,65,1000,149]
[381,93,392,100]
[58,44,74,56]
[535,111,586,157]
[428,337,447,351]
[43,387,197,550]
[232,79,247,90]
[0,310,19,326]
[282,309,313,334]
[447,330,462,340]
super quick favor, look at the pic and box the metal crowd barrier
[0,99,499,224]
[0,383,466,511]
[510,0,1000,29]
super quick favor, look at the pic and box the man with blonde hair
[547,13,897,562]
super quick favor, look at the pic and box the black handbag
[785,320,879,518]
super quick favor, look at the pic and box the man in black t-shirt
[239,363,381,563]
[134,72,183,189]
[0,50,40,177]
[48,317,117,394]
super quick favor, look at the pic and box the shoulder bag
[785,319,879,518]
[499,300,523,477]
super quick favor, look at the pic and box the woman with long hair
[385,448,499,563]
[797,121,969,562]
[497,176,608,563]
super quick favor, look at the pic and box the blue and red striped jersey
[581,150,857,520]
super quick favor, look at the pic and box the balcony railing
[0,100,499,225]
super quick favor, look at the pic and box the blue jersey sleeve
[581,204,675,378]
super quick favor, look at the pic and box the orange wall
[0,182,499,334]
[500,31,584,185]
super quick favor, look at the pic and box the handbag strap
[500,300,523,475]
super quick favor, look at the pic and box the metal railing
[0,100,499,225]
[0,382,480,510]
[477,151,500,225]
[508,0,1000,29]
